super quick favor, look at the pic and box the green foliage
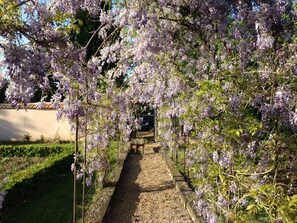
[0,143,74,157]
[107,141,119,171]
[70,9,101,59]
[23,132,32,142]
[284,195,297,223]
[1,140,120,223]
[0,172,81,223]
[0,0,22,34]
[0,82,8,103]
[1,149,73,210]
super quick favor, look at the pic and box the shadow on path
[103,152,143,223]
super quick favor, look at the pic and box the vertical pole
[117,116,120,161]
[183,145,186,175]
[154,108,158,142]
[116,138,119,161]
[82,120,87,223]
[82,79,89,223]
[186,132,189,183]
[73,115,79,223]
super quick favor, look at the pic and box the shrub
[1,149,73,209]
[23,132,32,142]
[0,144,73,157]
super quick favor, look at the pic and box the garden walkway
[104,142,192,223]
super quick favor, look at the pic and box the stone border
[161,150,201,223]
[85,142,129,223]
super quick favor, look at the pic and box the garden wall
[0,104,72,141]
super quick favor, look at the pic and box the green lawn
[1,173,83,223]
[0,156,45,182]
[0,140,120,223]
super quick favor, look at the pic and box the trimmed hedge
[1,149,74,209]
[0,144,73,157]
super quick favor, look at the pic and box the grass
[0,140,120,223]
[0,142,74,183]
[167,144,195,187]
[0,156,45,182]
[0,173,83,223]
[108,141,121,171]
[168,145,187,174]
[77,140,120,206]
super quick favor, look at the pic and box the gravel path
[104,143,192,223]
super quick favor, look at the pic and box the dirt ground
[104,142,193,223]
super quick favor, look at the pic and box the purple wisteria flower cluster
[0,0,296,222]
[0,178,7,209]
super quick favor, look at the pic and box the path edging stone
[85,142,129,223]
[161,150,201,223]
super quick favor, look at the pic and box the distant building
[0,103,72,141]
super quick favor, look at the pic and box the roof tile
[0,103,62,110]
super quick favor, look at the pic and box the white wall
[0,109,73,141]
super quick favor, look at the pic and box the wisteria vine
[0,0,297,222]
